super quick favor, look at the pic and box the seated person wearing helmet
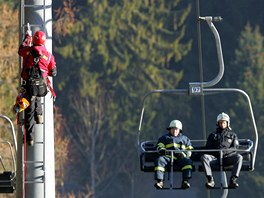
[200,112,243,189]
[154,120,193,189]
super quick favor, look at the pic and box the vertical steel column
[26,124,44,198]
[18,0,55,198]
[24,0,45,197]
[17,1,24,197]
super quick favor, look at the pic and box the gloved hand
[26,29,32,36]
[174,152,185,159]
[158,149,166,156]
[23,34,32,46]
[51,68,57,77]
[12,104,19,114]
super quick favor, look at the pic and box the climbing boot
[37,114,43,124]
[26,134,34,146]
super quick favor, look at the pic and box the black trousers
[23,83,42,137]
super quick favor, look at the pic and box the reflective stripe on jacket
[157,133,193,157]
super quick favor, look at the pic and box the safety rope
[23,115,27,198]
[46,77,56,100]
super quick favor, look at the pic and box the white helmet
[217,112,231,128]
[167,120,182,130]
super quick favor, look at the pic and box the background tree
[53,0,192,196]
[0,0,264,197]
[230,23,264,196]
[0,3,19,121]
[52,0,264,197]
[0,5,19,198]
[54,107,70,196]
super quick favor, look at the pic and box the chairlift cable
[196,1,210,197]
[196,0,207,141]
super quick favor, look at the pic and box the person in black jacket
[200,112,243,189]
[154,120,193,189]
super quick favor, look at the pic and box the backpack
[28,54,48,97]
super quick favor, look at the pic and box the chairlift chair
[0,115,17,193]
[137,16,258,193]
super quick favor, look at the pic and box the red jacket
[18,34,56,80]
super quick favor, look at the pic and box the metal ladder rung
[23,5,49,8]
[25,180,44,184]
[33,141,44,144]
[24,161,44,164]
[22,24,44,28]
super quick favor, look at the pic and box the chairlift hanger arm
[190,16,224,89]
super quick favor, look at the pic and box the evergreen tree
[231,23,264,197]
[54,0,192,196]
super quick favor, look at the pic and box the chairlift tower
[17,0,55,198]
